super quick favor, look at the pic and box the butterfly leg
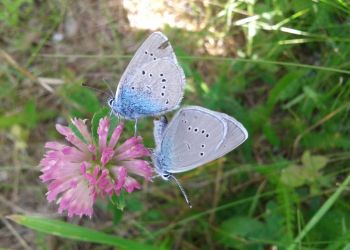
[151,174,161,180]
[134,119,138,136]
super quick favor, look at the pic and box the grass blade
[7,215,161,250]
[38,53,350,75]
[287,175,350,250]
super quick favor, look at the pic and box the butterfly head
[107,97,115,108]
[107,97,121,117]
[160,172,171,181]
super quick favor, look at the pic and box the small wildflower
[40,117,152,218]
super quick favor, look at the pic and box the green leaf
[280,164,306,187]
[301,151,328,170]
[281,152,330,188]
[8,215,161,250]
[111,191,126,211]
[0,100,40,129]
[217,216,267,248]
[69,122,87,144]
[60,84,101,117]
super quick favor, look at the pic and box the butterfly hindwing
[156,106,248,174]
[158,106,228,173]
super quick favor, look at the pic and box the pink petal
[123,160,153,180]
[116,137,142,154]
[45,141,67,150]
[71,118,92,143]
[98,117,110,152]
[124,177,141,193]
[55,124,88,152]
[58,181,96,218]
[115,144,150,161]
[108,123,124,149]
[113,166,127,194]
[100,147,115,166]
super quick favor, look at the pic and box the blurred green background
[1,0,350,249]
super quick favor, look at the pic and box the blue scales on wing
[113,58,185,119]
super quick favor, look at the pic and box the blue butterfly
[108,32,186,134]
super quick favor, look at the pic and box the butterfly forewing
[117,32,177,96]
[160,107,228,173]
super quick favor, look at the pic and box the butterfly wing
[114,32,185,118]
[116,32,177,98]
[158,106,228,173]
[158,106,248,173]
[115,58,185,118]
[211,112,248,159]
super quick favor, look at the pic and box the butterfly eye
[108,99,114,106]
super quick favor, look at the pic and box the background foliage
[1,0,350,249]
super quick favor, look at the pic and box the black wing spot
[153,57,156,60]
[162,79,166,82]
[206,134,209,138]
[142,70,145,75]
[194,128,198,132]
[166,100,169,104]
[188,126,192,131]
[160,73,164,76]
[161,92,165,96]
[150,53,153,56]
[162,86,166,89]
[200,152,204,156]
[149,73,153,77]
[131,87,135,90]
[201,144,205,148]
[201,130,205,133]
[145,51,148,54]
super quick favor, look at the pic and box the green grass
[1,0,350,249]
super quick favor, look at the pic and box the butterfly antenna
[102,78,115,96]
[170,175,192,208]
[82,83,109,95]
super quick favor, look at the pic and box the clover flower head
[40,117,152,218]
